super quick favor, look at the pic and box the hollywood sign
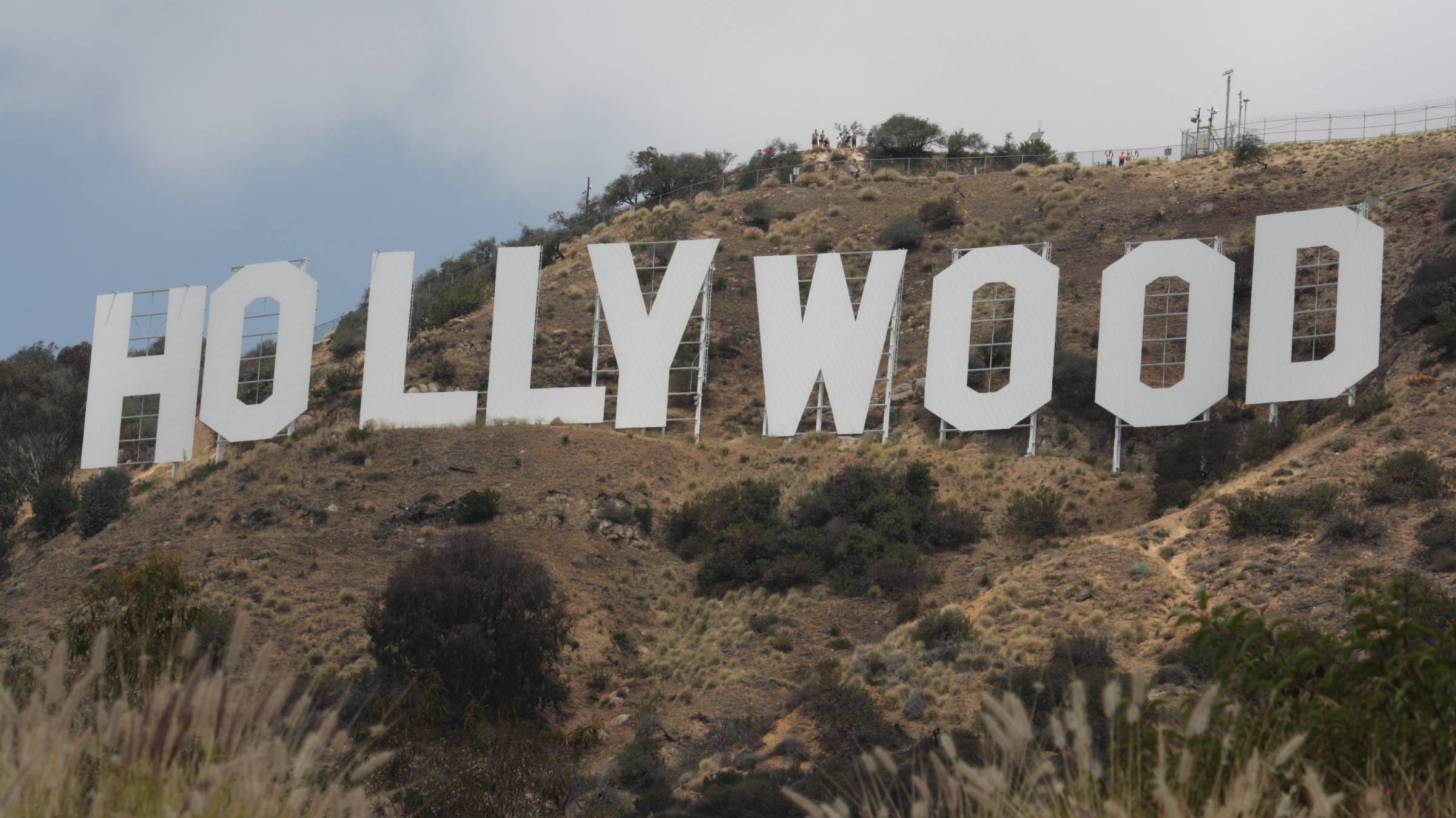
[78,206,1383,469]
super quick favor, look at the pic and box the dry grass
[795,172,829,188]
[858,186,883,201]
[872,168,905,182]
[0,619,384,818]
[786,678,1449,818]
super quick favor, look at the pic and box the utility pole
[1236,91,1244,140]
[1222,69,1234,148]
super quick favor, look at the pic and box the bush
[1392,256,1456,332]
[742,200,780,231]
[1225,492,1297,538]
[1004,486,1063,539]
[366,532,571,724]
[614,734,675,815]
[77,468,131,537]
[789,661,905,756]
[1231,134,1268,167]
[0,531,11,581]
[420,279,483,331]
[1152,421,1237,510]
[917,197,963,231]
[1365,449,1445,504]
[1322,507,1382,543]
[327,303,368,359]
[1183,574,1456,784]
[61,554,233,691]
[1239,414,1301,465]
[1051,351,1102,422]
[877,216,924,251]
[911,608,971,648]
[1443,188,1456,222]
[1417,510,1456,571]
[668,463,980,598]
[993,635,1118,729]
[866,114,943,158]
[454,489,502,525]
[1344,388,1392,422]
[31,478,76,538]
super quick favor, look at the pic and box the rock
[609,713,630,727]
[732,752,759,771]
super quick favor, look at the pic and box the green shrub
[1225,492,1297,538]
[1050,351,1102,423]
[1344,388,1392,422]
[911,609,971,648]
[1182,574,1456,784]
[1442,188,1456,222]
[1417,510,1456,571]
[789,661,904,756]
[1393,256,1456,332]
[420,280,483,331]
[866,114,943,158]
[1322,507,1381,543]
[0,531,12,581]
[77,468,131,537]
[1004,486,1063,539]
[668,463,980,598]
[366,532,571,724]
[1239,414,1301,465]
[61,554,233,691]
[742,200,780,231]
[1151,421,1237,510]
[993,635,1119,731]
[327,304,367,359]
[917,197,963,230]
[1288,481,1341,517]
[614,734,675,815]
[1365,449,1445,504]
[31,478,76,538]
[1231,134,1268,167]
[453,489,502,525]
[877,216,924,251]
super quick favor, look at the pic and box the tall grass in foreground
[0,620,386,818]
[785,678,1453,818]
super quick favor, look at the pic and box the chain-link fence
[1184,98,1456,157]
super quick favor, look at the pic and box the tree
[77,468,131,537]
[366,532,572,724]
[867,114,943,158]
[1232,134,1268,169]
[944,129,987,158]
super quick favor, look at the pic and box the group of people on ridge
[811,128,858,150]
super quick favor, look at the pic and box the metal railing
[1185,98,1456,156]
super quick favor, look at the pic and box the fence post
[1362,113,1367,139]
[1327,113,1332,142]
[1425,104,1429,133]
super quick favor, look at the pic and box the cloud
[2,0,1454,195]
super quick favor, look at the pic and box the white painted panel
[199,261,317,442]
[1095,239,1233,427]
[589,239,716,429]
[1246,206,1383,403]
[755,251,904,436]
[925,245,1058,431]
[484,245,606,424]
[359,251,479,429]
[80,287,207,468]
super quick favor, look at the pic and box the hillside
[5,131,1456,811]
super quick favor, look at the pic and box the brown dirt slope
[4,131,1456,779]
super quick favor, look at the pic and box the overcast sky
[2,0,1452,355]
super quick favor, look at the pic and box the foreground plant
[0,620,387,818]
[784,676,1449,818]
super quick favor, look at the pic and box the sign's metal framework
[590,240,714,442]
[938,242,1052,455]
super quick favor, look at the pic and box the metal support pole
[1268,403,1279,425]
[692,270,713,444]
[1112,418,1123,474]
[881,281,904,444]
[589,297,602,387]
[938,418,947,444]
[1025,412,1038,457]
[1346,385,1356,407]
[814,380,825,432]
[214,437,226,463]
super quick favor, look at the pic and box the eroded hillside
[5,131,1456,797]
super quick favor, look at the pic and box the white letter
[80,287,206,468]
[925,245,1058,431]
[755,251,904,436]
[589,239,717,429]
[360,251,478,428]
[1246,206,1383,404]
[1095,239,1233,427]
[485,246,606,424]
[199,260,317,442]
